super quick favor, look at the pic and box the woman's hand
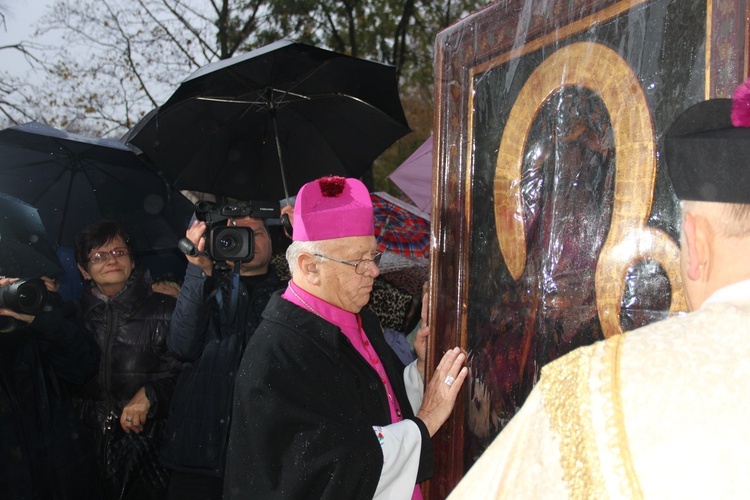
[416,347,468,437]
[120,386,151,433]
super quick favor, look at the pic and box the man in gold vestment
[449,83,750,499]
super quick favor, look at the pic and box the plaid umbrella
[371,192,430,259]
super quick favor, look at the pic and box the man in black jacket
[0,275,102,499]
[161,214,286,499]
[224,176,468,499]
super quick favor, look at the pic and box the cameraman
[161,215,286,499]
[0,276,102,498]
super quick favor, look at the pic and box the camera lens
[0,279,48,315]
[219,234,239,251]
[209,227,254,262]
[17,285,44,311]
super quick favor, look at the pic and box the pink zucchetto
[292,176,375,241]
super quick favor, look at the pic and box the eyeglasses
[88,247,130,264]
[314,252,382,275]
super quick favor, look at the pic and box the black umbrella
[123,39,411,202]
[0,193,64,278]
[0,122,194,252]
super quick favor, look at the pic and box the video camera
[189,200,278,263]
[0,278,49,332]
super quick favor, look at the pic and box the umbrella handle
[269,106,291,201]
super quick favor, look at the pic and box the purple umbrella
[388,135,433,213]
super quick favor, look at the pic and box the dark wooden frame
[426,0,749,497]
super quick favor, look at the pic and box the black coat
[160,263,285,477]
[0,298,102,499]
[71,265,180,500]
[223,293,432,499]
[73,266,180,430]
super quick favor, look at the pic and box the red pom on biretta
[318,176,346,197]
[293,176,374,241]
[732,79,750,128]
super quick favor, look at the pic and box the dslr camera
[0,278,49,315]
[0,278,49,332]
[192,200,278,262]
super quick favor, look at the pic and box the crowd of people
[5,78,750,499]
[0,172,465,499]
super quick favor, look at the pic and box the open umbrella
[388,135,433,213]
[0,122,194,252]
[123,39,411,202]
[0,193,64,278]
[371,192,430,259]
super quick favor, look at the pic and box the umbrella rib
[196,88,311,104]
[281,93,405,170]
[28,142,81,246]
[194,91,379,110]
[56,160,79,247]
[3,156,71,207]
[200,55,336,101]
[58,149,115,245]
[186,91,390,202]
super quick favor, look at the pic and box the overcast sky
[1,0,56,79]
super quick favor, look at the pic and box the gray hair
[681,200,750,238]
[286,240,325,275]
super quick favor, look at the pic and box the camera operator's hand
[185,219,214,276]
[0,277,35,324]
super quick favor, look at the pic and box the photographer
[161,210,286,499]
[0,276,102,498]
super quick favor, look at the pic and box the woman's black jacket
[72,266,180,433]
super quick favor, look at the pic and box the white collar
[702,279,750,306]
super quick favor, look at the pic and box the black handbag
[102,411,169,500]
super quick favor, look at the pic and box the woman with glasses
[71,219,181,500]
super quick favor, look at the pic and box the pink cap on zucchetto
[292,176,374,241]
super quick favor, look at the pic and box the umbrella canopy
[0,122,194,252]
[0,193,64,278]
[371,192,430,259]
[123,39,411,202]
[388,135,433,213]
